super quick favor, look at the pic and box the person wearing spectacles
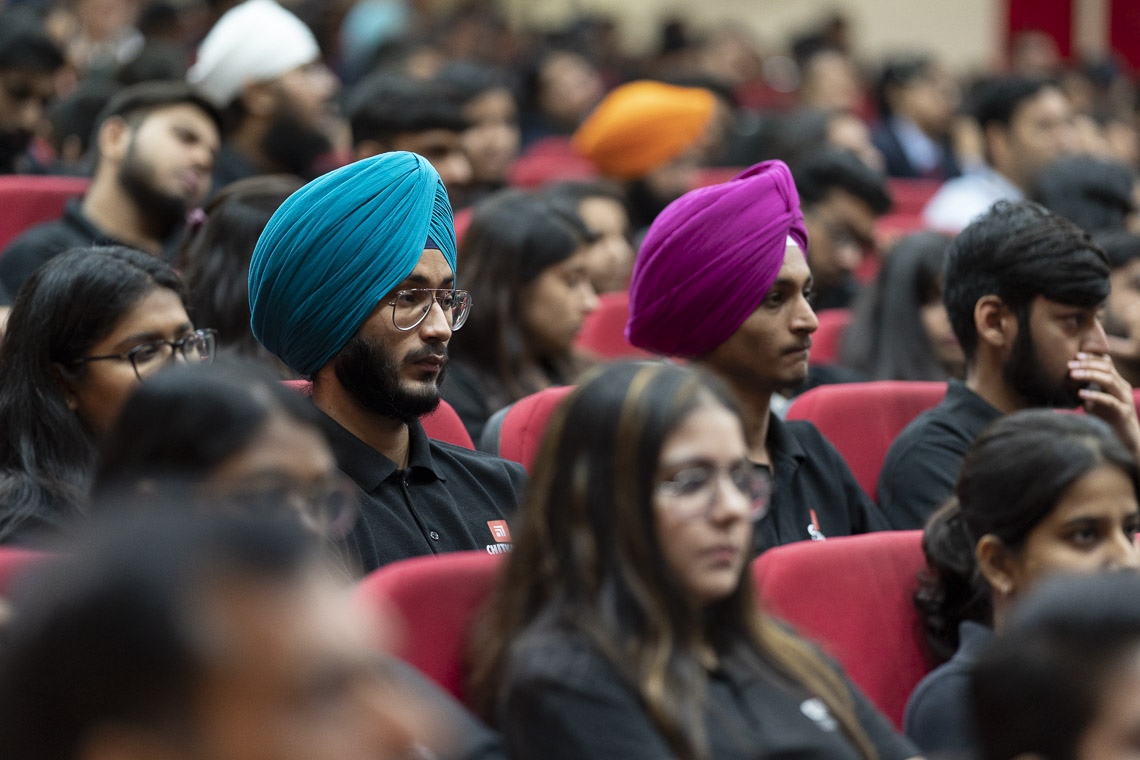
[467,361,917,760]
[0,245,214,544]
[248,151,526,573]
[445,190,600,443]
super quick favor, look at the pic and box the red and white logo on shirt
[487,520,511,543]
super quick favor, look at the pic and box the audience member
[0,512,507,760]
[248,151,526,572]
[572,79,718,231]
[180,173,303,377]
[519,48,605,145]
[758,106,885,174]
[872,55,963,180]
[1031,153,1137,233]
[1099,232,1140,385]
[0,19,65,175]
[907,410,1140,756]
[924,76,1075,231]
[188,0,340,187]
[627,160,888,551]
[0,81,220,303]
[346,73,473,205]
[446,190,598,442]
[840,231,963,380]
[0,246,214,545]
[878,200,1137,528]
[797,43,863,114]
[45,77,120,174]
[468,361,916,760]
[793,147,893,310]
[972,572,1140,760]
[543,180,634,293]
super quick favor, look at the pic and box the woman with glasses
[0,245,214,544]
[467,362,917,760]
[445,189,600,443]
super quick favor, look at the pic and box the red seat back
[281,380,474,449]
[0,547,47,595]
[810,309,852,365]
[574,291,654,361]
[752,531,932,729]
[356,551,505,699]
[489,386,575,473]
[0,175,90,252]
[886,178,942,216]
[507,137,598,189]
[786,381,946,501]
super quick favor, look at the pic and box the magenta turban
[625,160,808,358]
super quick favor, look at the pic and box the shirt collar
[316,409,446,492]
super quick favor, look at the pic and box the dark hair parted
[451,188,594,407]
[792,147,892,214]
[95,80,222,137]
[1031,154,1136,234]
[972,572,1140,760]
[0,512,323,760]
[0,18,64,72]
[180,174,303,374]
[942,199,1110,360]
[347,73,468,146]
[467,362,877,760]
[840,231,956,380]
[0,246,184,542]
[915,410,1139,660]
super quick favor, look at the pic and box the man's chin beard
[118,161,188,239]
[334,333,445,424]
[1004,326,1082,409]
[260,110,332,179]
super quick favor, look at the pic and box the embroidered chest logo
[806,509,826,541]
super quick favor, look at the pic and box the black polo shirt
[319,411,526,574]
[877,380,1002,530]
[753,414,890,554]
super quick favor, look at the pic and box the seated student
[0,18,65,175]
[0,512,507,760]
[445,190,599,442]
[907,410,1140,756]
[0,246,214,545]
[972,572,1140,760]
[878,200,1140,529]
[627,160,888,551]
[180,174,304,378]
[467,362,919,760]
[871,55,962,181]
[839,231,964,381]
[543,180,635,294]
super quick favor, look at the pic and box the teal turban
[249,152,456,375]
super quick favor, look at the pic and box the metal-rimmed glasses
[72,328,217,381]
[656,463,773,521]
[387,288,472,331]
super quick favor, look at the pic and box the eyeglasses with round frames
[72,328,217,382]
[388,288,472,332]
[656,463,772,521]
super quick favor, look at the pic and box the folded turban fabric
[249,151,456,376]
[572,81,716,180]
[188,0,321,108]
[625,160,808,358]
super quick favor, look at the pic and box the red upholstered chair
[786,381,946,501]
[0,547,47,595]
[507,137,598,189]
[356,550,505,700]
[280,380,474,449]
[574,291,654,361]
[482,386,575,473]
[0,174,90,252]
[752,530,933,729]
[810,308,852,365]
[885,178,942,216]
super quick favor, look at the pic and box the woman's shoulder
[504,624,616,688]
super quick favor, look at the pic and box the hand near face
[1071,351,1140,460]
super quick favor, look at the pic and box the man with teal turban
[250,151,526,572]
[625,160,888,553]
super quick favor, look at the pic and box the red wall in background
[1110,0,1140,70]
[1006,0,1073,59]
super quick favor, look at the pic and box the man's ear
[975,295,1017,351]
[96,116,132,166]
[51,363,80,412]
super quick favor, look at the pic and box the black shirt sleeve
[876,437,960,530]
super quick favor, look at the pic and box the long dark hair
[840,231,956,380]
[468,362,877,760]
[0,245,184,542]
[451,189,594,408]
[915,410,1139,660]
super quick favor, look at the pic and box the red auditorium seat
[810,308,852,365]
[281,379,474,449]
[0,546,46,595]
[885,178,941,216]
[752,530,933,729]
[356,550,505,700]
[507,137,598,188]
[481,385,574,472]
[0,174,90,252]
[574,291,654,360]
[786,381,946,501]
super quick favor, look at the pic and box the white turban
[188,0,320,108]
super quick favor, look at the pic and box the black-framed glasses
[657,463,773,521]
[387,289,472,331]
[73,328,217,381]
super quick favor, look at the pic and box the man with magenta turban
[249,151,526,572]
[625,160,889,553]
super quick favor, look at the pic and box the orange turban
[572,81,717,180]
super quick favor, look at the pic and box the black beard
[1003,320,1083,408]
[259,105,331,179]
[117,144,188,240]
[334,333,447,423]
